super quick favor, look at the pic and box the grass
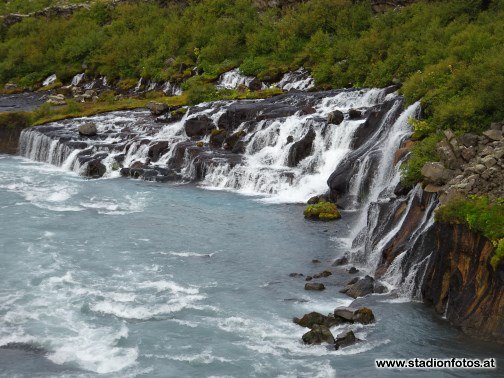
[435,196,504,270]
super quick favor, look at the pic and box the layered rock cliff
[421,222,504,341]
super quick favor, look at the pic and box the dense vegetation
[436,196,504,269]
[0,0,88,15]
[0,0,503,184]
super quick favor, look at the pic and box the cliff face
[421,222,504,342]
[0,124,24,154]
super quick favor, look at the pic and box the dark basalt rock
[334,330,359,350]
[313,270,332,278]
[293,311,342,328]
[340,275,374,298]
[209,129,227,147]
[287,128,316,167]
[327,110,344,125]
[83,159,106,178]
[348,267,359,274]
[332,256,348,266]
[302,324,335,345]
[305,282,325,291]
[147,141,169,162]
[185,115,215,138]
[289,273,304,277]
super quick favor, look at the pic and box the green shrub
[400,134,442,188]
[304,201,341,221]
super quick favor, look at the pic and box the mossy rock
[304,201,341,221]
[196,141,204,148]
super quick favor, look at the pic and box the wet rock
[340,275,374,298]
[287,128,316,167]
[286,135,294,144]
[348,109,362,119]
[305,276,313,281]
[334,330,358,350]
[334,307,357,321]
[312,259,321,264]
[231,140,246,154]
[83,159,106,178]
[327,110,344,125]
[353,307,376,324]
[185,115,215,138]
[305,283,325,291]
[302,324,335,345]
[347,277,359,285]
[223,130,245,150]
[293,311,341,328]
[348,267,359,274]
[332,256,348,266]
[313,270,332,278]
[289,273,304,277]
[78,122,97,136]
[210,129,227,147]
[147,141,169,162]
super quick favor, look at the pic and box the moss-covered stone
[304,201,341,221]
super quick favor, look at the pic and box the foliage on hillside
[436,196,504,269]
[0,0,89,15]
[0,0,503,185]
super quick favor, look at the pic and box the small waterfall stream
[18,87,436,297]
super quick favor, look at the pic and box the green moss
[436,196,504,270]
[304,201,341,221]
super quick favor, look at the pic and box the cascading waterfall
[18,86,437,299]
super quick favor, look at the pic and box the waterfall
[18,87,437,298]
[71,73,86,86]
[42,74,57,87]
[275,68,315,91]
[217,69,266,90]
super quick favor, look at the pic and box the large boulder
[327,110,344,125]
[184,115,215,138]
[293,312,342,328]
[78,122,97,136]
[287,128,316,167]
[302,324,335,345]
[421,162,454,186]
[334,306,376,325]
[340,275,375,298]
[305,283,325,291]
[146,102,169,116]
[334,330,359,350]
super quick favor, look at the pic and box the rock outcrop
[421,125,504,202]
[421,222,504,342]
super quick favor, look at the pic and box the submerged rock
[332,256,348,266]
[305,283,325,291]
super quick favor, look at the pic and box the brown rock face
[421,223,504,342]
